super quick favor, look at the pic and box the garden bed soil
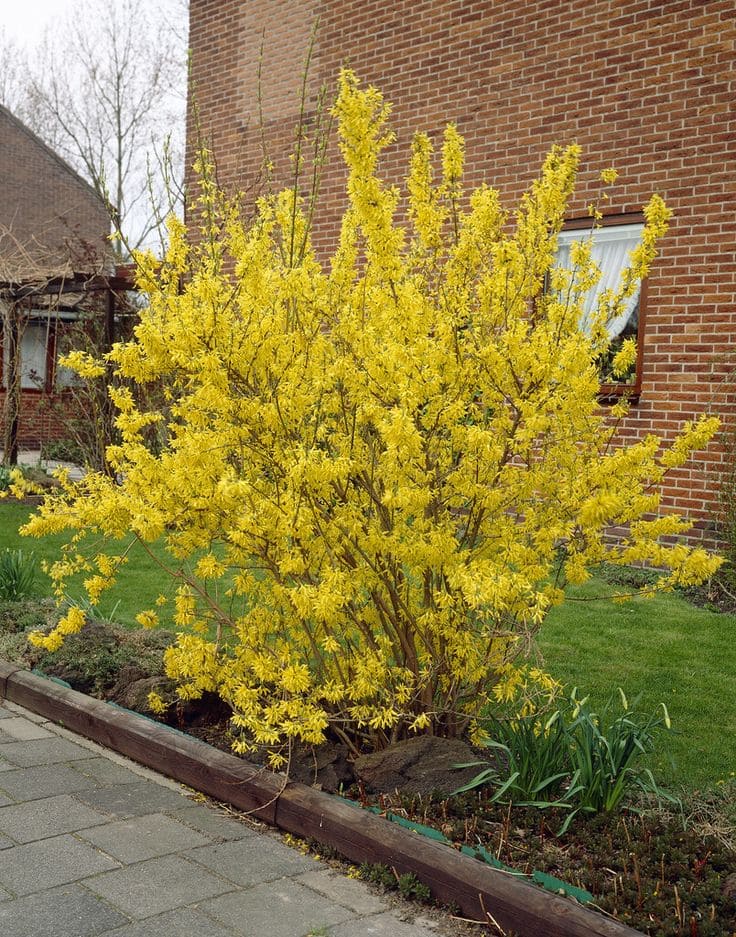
[2,601,736,935]
[680,571,736,615]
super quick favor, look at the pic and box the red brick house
[186,0,735,546]
[0,103,111,451]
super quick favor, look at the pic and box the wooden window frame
[0,313,78,396]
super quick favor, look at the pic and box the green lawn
[1,499,733,791]
[0,501,171,625]
[540,579,736,791]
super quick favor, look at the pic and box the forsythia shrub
[22,71,720,753]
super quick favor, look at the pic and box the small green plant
[358,863,396,889]
[454,710,571,804]
[0,549,38,600]
[0,465,11,491]
[454,688,674,830]
[565,688,674,816]
[358,864,431,903]
[397,872,432,902]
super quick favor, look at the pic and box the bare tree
[0,30,31,121]
[1,0,187,259]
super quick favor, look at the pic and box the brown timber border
[0,660,643,937]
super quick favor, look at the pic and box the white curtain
[555,223,644,337]
[20,324,49,390]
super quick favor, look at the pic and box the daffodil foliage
[23,71,720,752]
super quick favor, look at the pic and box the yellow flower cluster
[20,70,721,750]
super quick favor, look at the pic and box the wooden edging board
[0,661,643,937]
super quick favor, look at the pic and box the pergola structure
[0,267,136,465]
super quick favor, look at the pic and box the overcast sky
[1,0,79,45]
[2,0,186,48]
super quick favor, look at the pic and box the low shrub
[0,549,38,600]
[40,438,87,466]
[23,71,720,754]
[454,689,674,830]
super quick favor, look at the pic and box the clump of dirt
[353,736,483,796]
[30,619,176,698]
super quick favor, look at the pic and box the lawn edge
[0,660,643,937]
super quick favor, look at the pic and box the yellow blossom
[147,691,167,714]
[136,609,159,629]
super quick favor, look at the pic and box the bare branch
[7,0,187,257]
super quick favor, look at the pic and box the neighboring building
[186,0,735,545]
[0,103,111,450]
[0,103,110,265]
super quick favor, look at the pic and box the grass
[0,501,171,626]
[540,577,736,791]
[1,499,733,791]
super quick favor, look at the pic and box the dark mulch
[680,570,736,616]
[355,789,736,937]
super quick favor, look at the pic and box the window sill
[598,384,640,405]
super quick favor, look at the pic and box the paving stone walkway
[0,700,455,937]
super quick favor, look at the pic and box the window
[1,311,81,392]
[554,214,646,396]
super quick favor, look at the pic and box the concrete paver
[98,906,236,937]
[165,802,254,841]
[331,911,451,937]
[0,763,97,801]
[199,879,357,936]
[70,756,151,786]
[294,869,387,915]
[84,854,233,919]
[0,716,54,741]
[0,736,93,767]
[72,779,194,818]
[185,836,315,887]
[79,812,213,863]
[0,885,129,937]
[0,793,111,843]
[0,699,452,937]
[0,833,121,895]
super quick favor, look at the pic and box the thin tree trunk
[1,300,23,466]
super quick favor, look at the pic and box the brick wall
[0,389,79,451]
[187,0,736,546]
